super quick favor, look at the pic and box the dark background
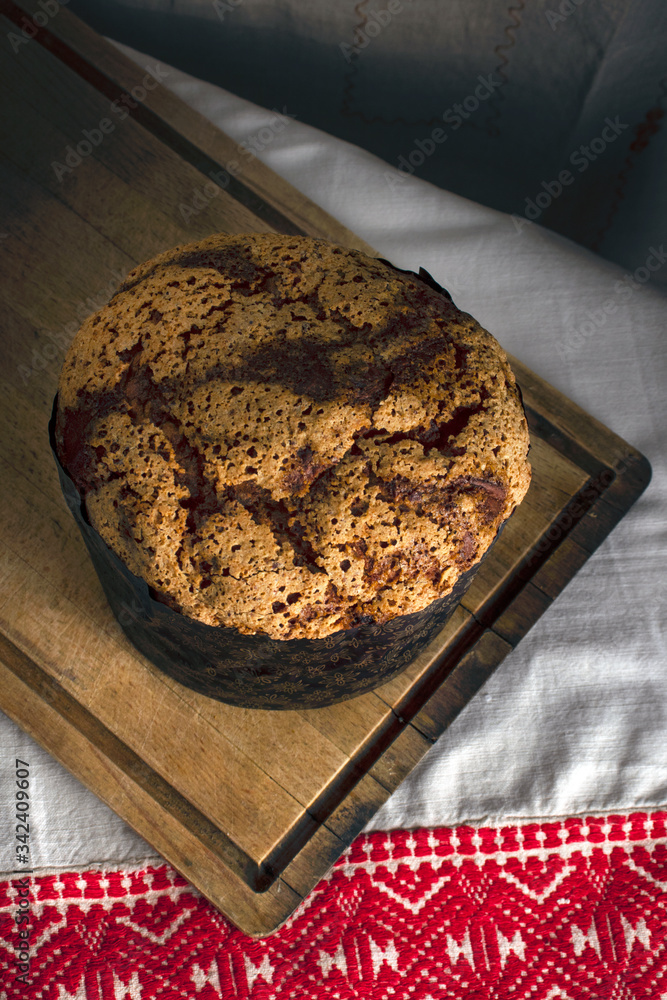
[68,0,667,284]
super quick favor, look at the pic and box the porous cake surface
[55,233,531,640]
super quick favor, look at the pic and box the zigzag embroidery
[114,908,191,946]
[2,811,666,999]
[625,855,667,892]
[498,863,576,904]
[371,872,455,914]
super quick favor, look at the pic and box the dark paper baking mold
[49,264,501,710]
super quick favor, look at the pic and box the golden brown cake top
[55,233,531,639]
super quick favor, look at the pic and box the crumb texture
[55,233,531,639]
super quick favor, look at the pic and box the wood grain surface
[0,0,651,935]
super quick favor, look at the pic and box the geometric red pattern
[2,811,667,999]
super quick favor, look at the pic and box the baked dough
[55,233,531,639]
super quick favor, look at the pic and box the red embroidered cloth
[2,811,666,998]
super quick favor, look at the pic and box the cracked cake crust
[55,233,531,640]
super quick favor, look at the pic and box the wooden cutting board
[0,0,651,936]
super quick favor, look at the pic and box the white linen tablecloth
[0,44,665,876]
